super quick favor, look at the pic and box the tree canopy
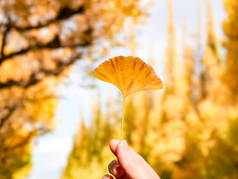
[0,0,145,178]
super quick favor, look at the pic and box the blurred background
[0,0,237,178]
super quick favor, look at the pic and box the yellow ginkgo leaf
[93,56,163,97]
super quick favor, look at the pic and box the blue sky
[28,0,225,178]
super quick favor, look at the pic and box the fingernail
[120,140,129,152]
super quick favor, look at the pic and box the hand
[102,140,160,179]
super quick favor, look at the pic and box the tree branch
[0,6,84,31]
[1,130,36,151]
[0,95,56,130]
[0,24,10,59]
[0,28,92,65]
[0,53,82,89]
[11,131,36,150]
[0,105,17,128]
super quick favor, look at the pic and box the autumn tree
[64,0,238,179]
[61,97,119,179]
[223,0,238,102]
[0,0,144,178]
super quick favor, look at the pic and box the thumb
[116,140,160,179]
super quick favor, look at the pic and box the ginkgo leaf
[93,56,163,97]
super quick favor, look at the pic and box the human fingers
[108,159,125,179]
[116,141,160,179]
[109,139,120,155]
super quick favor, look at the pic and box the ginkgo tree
[63,0,238,179]
[0,0,146,178]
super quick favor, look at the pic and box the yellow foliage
[0,0,144,177]
[63,1,238,179]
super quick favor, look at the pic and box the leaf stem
[121,97,126,139]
